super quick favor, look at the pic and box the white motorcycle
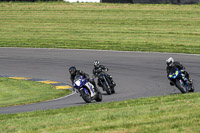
[73,75,102,103]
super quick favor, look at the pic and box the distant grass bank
[0,2,199,54]
[0,77,71,107]
[0,92,200,132]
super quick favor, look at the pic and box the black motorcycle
[95,71,115,95]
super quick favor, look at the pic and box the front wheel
[80,88,92,103]
[175,79,188,93]
[103,83,111,95]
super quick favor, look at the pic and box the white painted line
[47,91,76,102]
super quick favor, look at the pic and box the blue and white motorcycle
[73,75,102,103]
[168,68,194,93]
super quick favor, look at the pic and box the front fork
[103,76,110,89]
[180,73,188,90]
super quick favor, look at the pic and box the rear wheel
[111,87,115,94]
[176,79,188,93]
[106,78,115,94]
[95,91,102,102]
[188,82,195,92]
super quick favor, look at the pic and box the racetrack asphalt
[0,47,200,114]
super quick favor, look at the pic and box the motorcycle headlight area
[75,79,81,86]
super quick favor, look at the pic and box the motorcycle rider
[93,60,116,87]
[68,66,98,92]
[166,57,192,86]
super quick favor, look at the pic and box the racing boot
[112,81,116,87]
[109,76,116,87]
[92,82,98,96]
[188,77,192,84]
[187,77,194,92]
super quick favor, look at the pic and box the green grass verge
[0,2,200,54]
[0,92,200,132]
[0,77,71,107]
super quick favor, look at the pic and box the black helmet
[94,60,100,67]
[69,66,76,75]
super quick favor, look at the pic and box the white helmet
[94,60,100,67]
[166,57,174,66]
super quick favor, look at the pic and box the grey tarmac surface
[0,47,200,114]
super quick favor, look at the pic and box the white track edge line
[47,91,76,102]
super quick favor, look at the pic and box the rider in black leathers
[68,66,98,91]
[166,57,192,86]
[93,60,116,87]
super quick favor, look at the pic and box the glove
[98,68,102,71]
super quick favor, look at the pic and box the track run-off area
[0,47,200,114]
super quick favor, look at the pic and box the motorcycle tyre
[111,87,115,94]
[80,89,92,103]
[103,83,111,95]
[95,91,102,102]
[188,83,195,92]
[175,79,188,94]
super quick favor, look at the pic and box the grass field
[0,92,200,132]
[0,77,71,107]
[0,2,200,53]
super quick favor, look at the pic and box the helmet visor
[69,68,75,74]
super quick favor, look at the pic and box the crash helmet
[69,66,76,75]
[94,60,100,67]
[166,57,174,66]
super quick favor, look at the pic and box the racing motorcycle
[95,71,115,95]
[168,68,194,93]
[73,75,102,103]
